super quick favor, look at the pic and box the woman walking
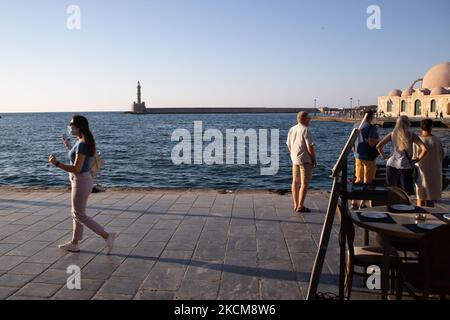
[376,116,427,195]
[48,115,115,253]
[414,119,445,207]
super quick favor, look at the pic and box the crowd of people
[287,110,446,211]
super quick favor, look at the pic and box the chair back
[371,185,411,207]
[387,186,411,207]
[336,204,355,260]
[421,224,450,295]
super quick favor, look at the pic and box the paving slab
[0,187,447,300]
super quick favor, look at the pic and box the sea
[0,112,448,190]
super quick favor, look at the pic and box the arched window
[387,100,392,112]
[414,100,422,116]
[401,100,406,113]
[430,100,436,113]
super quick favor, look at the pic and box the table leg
[364,229,370,246]
[381,237,392,300]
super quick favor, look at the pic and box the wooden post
[306,114,367,300]
[306,178,341,300]
[338,158,348,300]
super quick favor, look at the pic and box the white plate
[443,214,450,221]
[390,204,416,211]
[360,211,388,219]
[416,223,440,231]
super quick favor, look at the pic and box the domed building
[378,61,450,119]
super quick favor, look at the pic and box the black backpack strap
[403,150,414,167]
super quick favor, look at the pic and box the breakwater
[125,107,320,114]
[312,116,449,128]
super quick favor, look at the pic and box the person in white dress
[414,119,445,207]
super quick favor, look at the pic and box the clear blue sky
[0,0,449,112]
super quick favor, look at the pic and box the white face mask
[67,126,78,136]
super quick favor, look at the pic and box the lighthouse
[132,81,147,113]
[137,81,142,104]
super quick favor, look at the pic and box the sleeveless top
[386,131,414,169]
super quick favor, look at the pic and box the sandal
[359,203,367,209]
[297,206,311,213]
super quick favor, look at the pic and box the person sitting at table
[376,116,427,196]
[414,119,445,207]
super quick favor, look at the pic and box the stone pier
[0,188,448,300]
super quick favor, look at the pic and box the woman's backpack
[90,153,105,177]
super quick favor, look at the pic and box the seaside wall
[126,107,320,114]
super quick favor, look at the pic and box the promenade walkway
[0,188,448,300]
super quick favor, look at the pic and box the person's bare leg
[352,160,363,208]
[298,172,310,210]
[292,183,299,211]
[298,183,309,210]
[360,178,373,208]
[292,169,300,211]
[417,199,424,207]
[360,162,376,208]
[359,175,368,208]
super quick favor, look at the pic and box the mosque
[378,61,450,118]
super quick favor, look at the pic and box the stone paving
[0,187,448,300]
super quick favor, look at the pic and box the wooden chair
[387,186,411,207]
[371,164,387,187]
[396,224,450,299]
[370,185,411,208]
[396,224,450,300]
[385,186,422,260]
[336,205,400,299]
[368,186,412,247]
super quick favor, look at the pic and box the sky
[0,0,449,113]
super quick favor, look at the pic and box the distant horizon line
[0,106,322,114]
[1,104,378,114]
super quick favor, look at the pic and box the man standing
[286,112,317,213]
[351,110,380,209]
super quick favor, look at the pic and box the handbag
[90,153,105,177]
[403,150,419,182]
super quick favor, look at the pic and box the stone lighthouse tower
[132,81,147,113]
[137,81,142,104]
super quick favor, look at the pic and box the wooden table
[350,206,448,299]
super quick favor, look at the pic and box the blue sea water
[0,112,448,190]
